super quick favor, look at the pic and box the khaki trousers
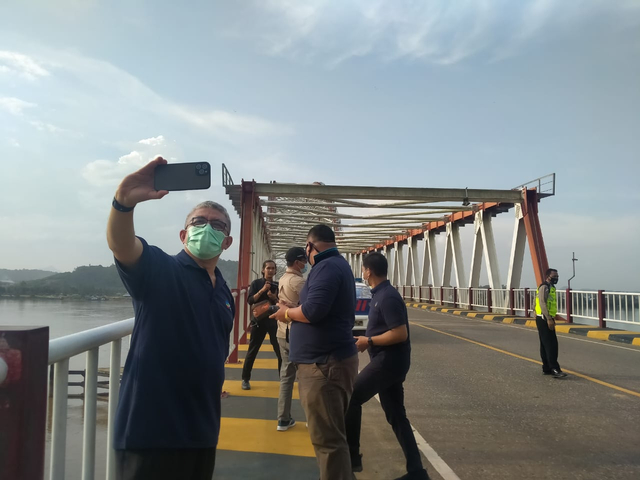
[297,354,359,480]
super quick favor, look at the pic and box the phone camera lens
[196,164,202,169]
[199,169,205,175]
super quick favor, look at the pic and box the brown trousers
[297,354,359,480]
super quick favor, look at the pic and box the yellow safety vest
[535,283,557,317]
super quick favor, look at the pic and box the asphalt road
[357,308,640,480]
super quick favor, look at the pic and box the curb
[406,302,640,347]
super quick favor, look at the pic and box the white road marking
[371,393,461,480]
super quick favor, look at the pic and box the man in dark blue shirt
[107,157,235,480]
[346,252,430,480]
[271,224,358,480]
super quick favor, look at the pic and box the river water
[1,297,135,479]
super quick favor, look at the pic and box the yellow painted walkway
[217,340,315,464]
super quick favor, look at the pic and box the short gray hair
[185,201,232,234]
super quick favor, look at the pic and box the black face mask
[550,278,559,285]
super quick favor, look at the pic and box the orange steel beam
[522,188,549,287]
[229,181,256,362]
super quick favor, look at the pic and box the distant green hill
[0,260,238,297]
[0,269,57,284]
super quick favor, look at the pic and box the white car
[353,281,372,334]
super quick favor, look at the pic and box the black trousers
[345,351,425,475]
[115,448,216,480]
[536,315,561,372]
[242,317,282,381]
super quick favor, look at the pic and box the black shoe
[241,380,251,390]
[394,469,431,480]
[351,453,363,473]
[542,370,553,376]
[551,369,567,378]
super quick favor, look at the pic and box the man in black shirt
[242,260,282,390]
[346,252,430,480]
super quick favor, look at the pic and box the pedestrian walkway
[406,302,640,346]
[215,335,316,479]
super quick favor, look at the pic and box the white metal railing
[571,290,599,321]
[555,289,567,316]
[48,318,134,480]
[491,288,510,314]
[442,287,455,305]
[412,285,420,301]
[398,283,639,327]
[604,292,640,324]
[513,289,527,314]
[457,288,470,308]
[470,288,488,309]
[432,287,442,305]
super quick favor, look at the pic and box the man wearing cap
[275,247,308,432]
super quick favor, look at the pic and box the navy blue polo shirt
[113,237,235,450]
[290,248,357,364]
[366,280,411,361]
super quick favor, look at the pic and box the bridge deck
[214,308,640,479]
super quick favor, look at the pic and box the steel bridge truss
[222,164,555,362]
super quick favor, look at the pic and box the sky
[0,0,639,291]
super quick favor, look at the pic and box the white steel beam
[425,230,441,287]
[450,223,466,288]
[469,212,483,288]
[420,238,430,286]
[507,204,527,289]
[405,237,419,287]
[394,242,405,287]
[480,211,502,289]
[442,225,453,287]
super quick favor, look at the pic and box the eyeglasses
[187,216,228,234]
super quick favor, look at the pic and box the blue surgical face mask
[301,264,308,274]
[186,224,226,260]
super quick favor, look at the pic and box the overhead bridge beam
[253,183,524,203]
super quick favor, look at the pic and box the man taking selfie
[107,156,234,480]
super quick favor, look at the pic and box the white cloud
[0,97,37,116]
[245,0,640,66]
[29,120,64,133]
[82,136,184,188]
[138,135,166,146]
[33,48,293,140]
[0,51,50,80]
[171,107,293,137]
[83,150,149,187]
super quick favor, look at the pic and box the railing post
[453,287,458,308]
[0,327,49,480]
[228,290,241,363]
[598,290,606,328]
[487,287,492,313]
[468,288,472,310]
[524,288,530,317]
[440,287,444,306]
[82,348,99,480]
[428,286,432,303]
[508,288,515,316]
[565,289,573,323]
[105,338,122,480]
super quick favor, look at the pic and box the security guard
[535,268,567,378]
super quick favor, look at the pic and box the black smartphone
[154,162,211,191]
